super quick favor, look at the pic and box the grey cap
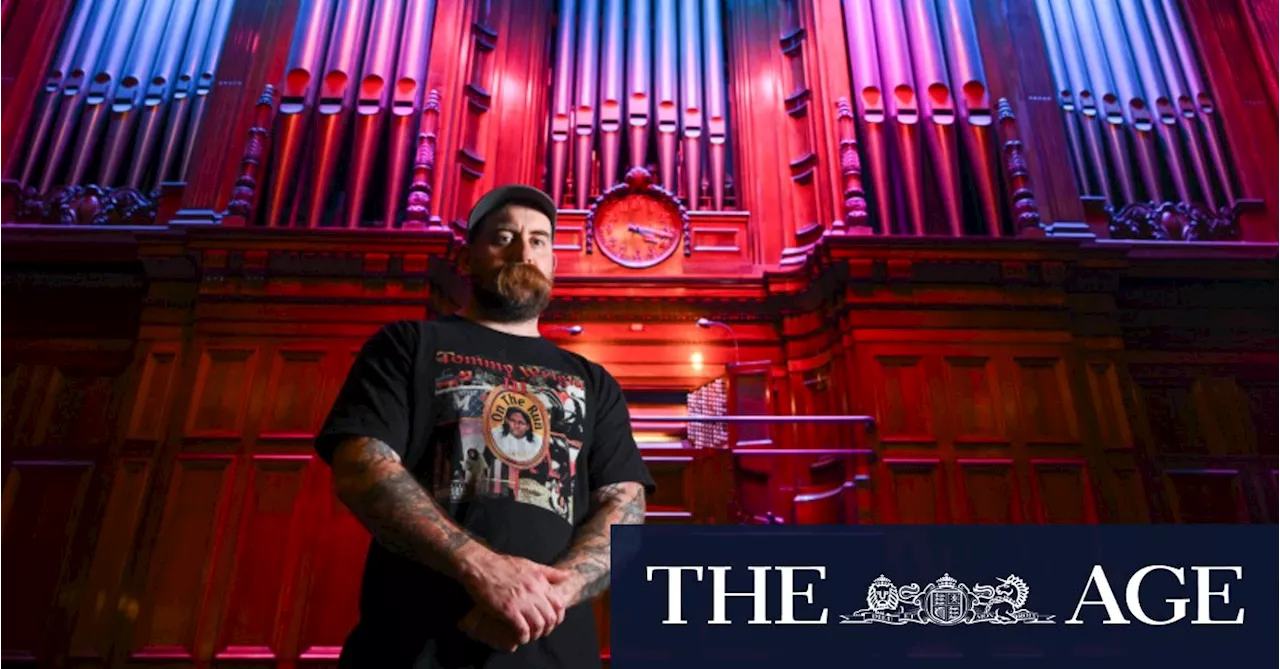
[466,184,558,243]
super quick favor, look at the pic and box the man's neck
[459,305,542,338]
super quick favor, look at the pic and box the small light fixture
[690,351,704,371]
[546,324,585,336]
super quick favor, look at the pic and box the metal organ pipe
[177,0,235,181]
[870,0,926,236]
[1069,0,1138,203]
[304,0,374,228]
[1116,0,1190,204]
[154,0,220,189]
[701,0,729,211]
[343,0,404,228]
[1159,0,1235,205]
[655,0,680,194]
[96,0,173,187]
[1034,0,1091,195]
[549,0,577,208]
[573,0,602,209]
[903,0,963,236]
[599,0,625,193]
[1091,0,1162,203]
[679,0,704,210]
[66,0,146,187]
[124,0,197,189]
[626,0,651,171]
[1141,0,1217,207]
[385,0,437,227]
[1047,0,1114,203]
[938,0,1000,236]
[13,0,100,185]
[842,0,892,235]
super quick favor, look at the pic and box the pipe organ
[262,0,439,228]
[1034,0,1236,210]
[839,0,1000,237]
[548,0,734,211]
[8,0,235,194]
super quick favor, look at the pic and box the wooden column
[171,0,303,225]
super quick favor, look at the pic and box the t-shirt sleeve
[314,320,418,464]
[587,365,656,496]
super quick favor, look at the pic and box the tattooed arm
[330,436,573,644]
[552,481,648,607]
[329,436,486,579]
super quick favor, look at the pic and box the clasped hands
[458,551,578,653]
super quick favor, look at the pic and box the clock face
[593,194,682,268]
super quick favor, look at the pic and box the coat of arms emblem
[840,573,1055,626]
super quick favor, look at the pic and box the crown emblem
[935,573,958,588]
[872,574,893,587]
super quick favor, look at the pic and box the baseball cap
[465,184,558,243]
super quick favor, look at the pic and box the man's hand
[458,551,573,646]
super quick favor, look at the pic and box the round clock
[592,192,683,268]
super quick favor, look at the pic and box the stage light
[694,317,740,365]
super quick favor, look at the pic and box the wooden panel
[259,349,329,438]
[943,356,1005,441]
[1029,460,1096,523]
[295,468,370,659]
[1140,382,1207,455]
[1086,362,1133,449]
[1112,468,1151,523]
[1,461,94,661]
[956,460,1022,523]
[1191,377,1254,455]
[127,347,181,443]
[1163,471,1248,524]
[1,365,64,450]
[644,456,694,514]
[131,457,235,659]
[45,377,115,450]
[873,356,933,440]
[215,457,310,660]
[184,347,258,439]
[1014,357,1077,442]
[882,460,946,524]
[70,460,151,660]
[1244,383,1279,456]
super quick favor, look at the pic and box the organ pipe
[903,0,963,236]
[870,0,926,236]
[264,0,336,227]
[343,0,404,228]
[626,0,652,171]
[384,0,437,227]
[96,0,173,187]
[599,0,625,192]
[1069,0,1138,203]
[655,0,679,194]
[1034,0,1091,194]
[124,0,198,189]
[679,0,704,210]
[66,0,146,187]
[1091,0,1163,202]
[303,0,374,228]
[572,0,601,209]
[701,0,729,210]
[938,0,1000,236]
[549,0,577,207]
[1140,0,1217,207]
[1048,0,1114,203]
[177,0,235,182]
[842,0,892,235]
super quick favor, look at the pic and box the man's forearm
[554,481,646,607]
[330,436,486,581]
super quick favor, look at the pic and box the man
[315,184,655,668]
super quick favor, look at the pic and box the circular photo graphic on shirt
[482,387,550,469]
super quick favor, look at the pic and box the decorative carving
[585,167,689,268]
[226,85,277,221]
[1106,201,1243,242]
[833,97,870,235]
[996,99,1044,237]
[404,90,442,230]
[9,183,159,226]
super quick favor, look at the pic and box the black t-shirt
[315,315,655,669]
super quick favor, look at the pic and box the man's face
[505,411,529,438]
[464,204,556,322]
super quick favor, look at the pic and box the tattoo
[555,481,647,606]
[330,437,478,577]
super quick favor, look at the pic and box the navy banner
[609,525,1278,668]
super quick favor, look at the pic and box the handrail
[630,414,876,424]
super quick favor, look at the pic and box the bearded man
[315,185,655,668]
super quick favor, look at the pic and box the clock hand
[627,223,674,240]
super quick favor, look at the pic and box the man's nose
[506,239,537,263]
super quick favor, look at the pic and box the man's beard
[470,263,553,323]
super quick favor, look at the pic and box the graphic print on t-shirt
[430,350,587,524]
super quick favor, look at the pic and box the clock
[588,167,687,269]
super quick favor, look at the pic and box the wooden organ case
[0,0,1276,666]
